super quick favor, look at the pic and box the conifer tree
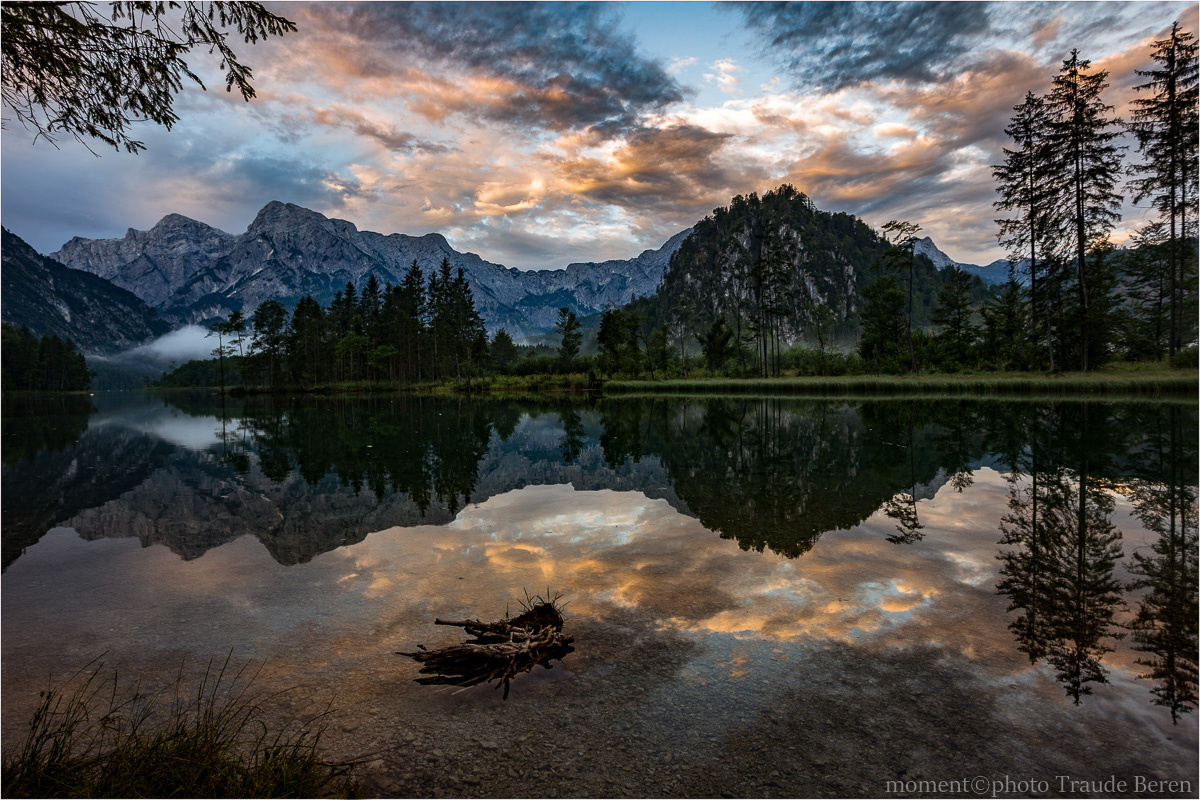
[597,307,625,376]
[250,299,286,388]
[696,317,737,371]
[449,265,486,378]
[285,295,326,386]
[490,329,519,374]
[1045,50,1124,371]
[1128,22,1199,356]
[858,276,907,373]
[428,259,453,378]
[359,273,383,343]
[1122,223,1173,360]
[930,265,977,367]
[994,91,1055,369]
[554,308,582,373]
[979,281,1029,370]
[206,318,234,393]
[623,308,644,375]
[398,260,427,382]
[881,219,921,372]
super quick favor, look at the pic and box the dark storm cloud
[296,2,689,132]
[739,1,996,91]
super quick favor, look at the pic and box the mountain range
[3,196,1015,360]
[51,201,691,339]
[913,236,1021,285]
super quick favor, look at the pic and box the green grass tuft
[2,655,358,799]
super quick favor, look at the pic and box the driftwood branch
[398,604,573,699]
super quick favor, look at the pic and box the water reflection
[1125,407,1199,723]
[0,393,177,570]
[996,403,1198,716]
[1,394,94,466]
[1,392,1196,719]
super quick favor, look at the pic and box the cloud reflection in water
[334,474,1026,682]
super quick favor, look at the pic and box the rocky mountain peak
[48,201,691,336]
[247,200,335,235]
[150,213,223,233]
[913,236,958,269]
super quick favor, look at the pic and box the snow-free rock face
[913,236,959,270]
[54,214,237,307]
[52,202,691,337]
[914,236,1015,285]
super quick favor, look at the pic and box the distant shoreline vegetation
[1,324,94,392]
[144,360,1198,399]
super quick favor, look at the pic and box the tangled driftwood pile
[397,601,574,699]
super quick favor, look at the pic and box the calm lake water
[2,391,1197,798]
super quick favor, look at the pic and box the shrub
[1169,345,1198,370]
[2,656,356,799]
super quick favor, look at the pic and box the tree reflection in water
[997,403,1197,715]
[883,402,925,545]
[2,392,1196,720]
[1126,406,1199,723]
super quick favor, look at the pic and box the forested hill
[631,185,988,344]
[1,228,171,354]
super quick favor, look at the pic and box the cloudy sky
[2,1,1197,269]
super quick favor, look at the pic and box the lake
[2,391,1197,797]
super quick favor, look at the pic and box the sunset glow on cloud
[3,1,1196,269]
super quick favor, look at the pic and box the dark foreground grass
[2,656,357,799]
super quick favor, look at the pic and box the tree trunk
[1075,146,1090,372]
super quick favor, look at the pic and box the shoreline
[143,367,1199,399]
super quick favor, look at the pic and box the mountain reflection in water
[1,392,1196,726]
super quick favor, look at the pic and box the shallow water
[2,392,1197,797]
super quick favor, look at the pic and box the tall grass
[2,656,356,798]
[602,369,1198,400]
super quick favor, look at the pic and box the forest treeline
[185,257,490,390]
[640,25,1199,377]
[1,323,94,391]
[152,24,1197,390]
[987,27,1198,373]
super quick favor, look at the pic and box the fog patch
[85,326,216,389]
[126,325,215,366]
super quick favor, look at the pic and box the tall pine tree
[881,219,922,372]
[994,91,1056,369]
[1045,50,1124,371]
[1128,22,1200,357]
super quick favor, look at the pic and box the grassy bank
[601,368,1198,399]
[2,657,357,799]
[151,364,1197,400]
[220,374,595,396]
